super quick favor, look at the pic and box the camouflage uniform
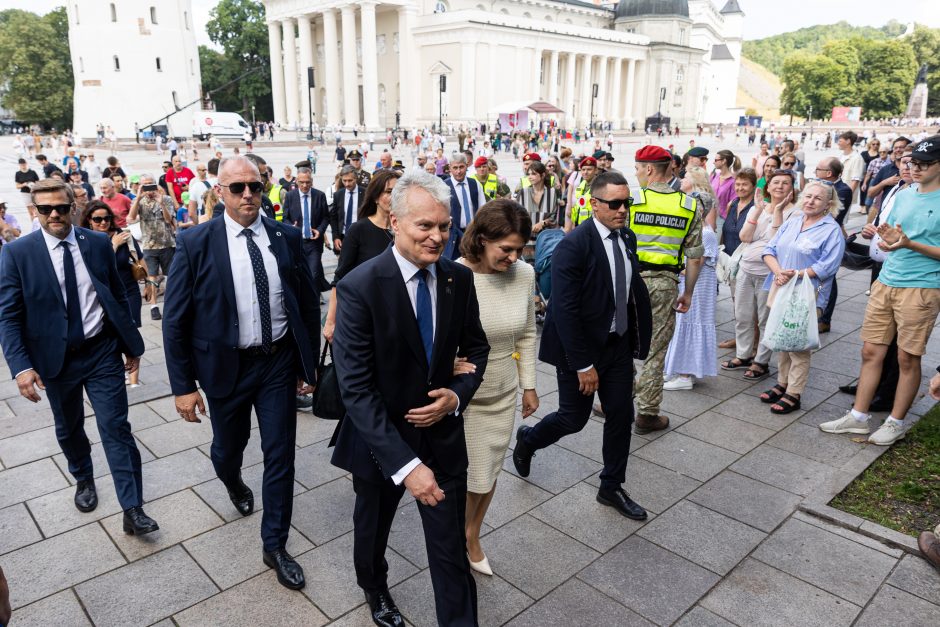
[634,181,704,417]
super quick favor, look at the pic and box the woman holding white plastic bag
[759,181,846,414]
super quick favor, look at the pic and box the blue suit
[0,228,146,509]
[443,176,484,260]
[283,187,331,291]
[162,215,320,551]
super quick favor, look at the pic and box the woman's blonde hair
[684,166,711,196]
[799,180,840,216]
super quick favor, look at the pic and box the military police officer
[346,150,373,188]
[567,156,598,231]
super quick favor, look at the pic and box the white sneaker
[663,376,694,391]
[819,412,871,434]
[129,383,142,389]
[868,421,906,446]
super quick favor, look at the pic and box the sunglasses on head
[220,181,264,194]
[35,203,72,216]
[592,196,633,210]
[90,215,111,223]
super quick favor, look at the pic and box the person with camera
[127,175,176,321]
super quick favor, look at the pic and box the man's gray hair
[296,166,313,176]
[450,153,468,166]
[338,165,356,177]
[219,156,261,181]
[390,169,451,218]
[138,173,156,184]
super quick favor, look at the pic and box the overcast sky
[7,0,940,45]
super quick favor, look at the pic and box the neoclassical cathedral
[263,0,745,131]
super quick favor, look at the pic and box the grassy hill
[736,57,781,120]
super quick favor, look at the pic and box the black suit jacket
[330,247,490,483]
[329,185,367,242]
[538,218,652,370]
[162,216,320,398]
[283,188,329,251]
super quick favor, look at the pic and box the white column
[532,48,543,101]
[564,51,576,122]
[579,54,593,128]
[298,15,315,130]
[281,19,300,129]
[323,9,341,128]
[595,56,608,122]
[267,21,287,126]
[360,1,379,129]
[460,42,475,119]
[340,4,359,129]
[609,58,623,129]
[625,58,637,122]
[548,50,559,106]
[487,43,498,115]
[398,6,417,128]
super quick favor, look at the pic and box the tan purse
[128,237,148,282]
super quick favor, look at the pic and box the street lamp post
[590,83,598,131]
[306,67,316,140]
[807,104,814,140]
[439,74,446,133]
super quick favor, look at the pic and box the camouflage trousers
[636,275,679,416]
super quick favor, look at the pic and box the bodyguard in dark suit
[163,156,320,590]
[283,166,330,291]
[513,171,654,520]
[331,169,489,626]
[329,165,366,253]
[0,179,158,534]
[443,154,485,260]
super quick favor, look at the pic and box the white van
[192,111,251,140]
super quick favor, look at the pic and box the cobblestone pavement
[1,137,939,625]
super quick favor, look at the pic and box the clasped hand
[405,389,458,427]
[876,223,909,251]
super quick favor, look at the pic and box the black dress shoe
[225,476,254,516]
[123,506,159,535]
[512,425,535,478]
[596,488,648,521]
[74,479,98,513]
[839,384,858,395]
[364,589,405,627]
[263,548,305,590]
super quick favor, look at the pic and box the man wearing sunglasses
[0,179,157,535]
[163,156,320,590]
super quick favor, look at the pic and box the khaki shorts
[860,281,940,356]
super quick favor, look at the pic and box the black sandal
[743,362,770,380]
[721,357,752,371]
[770,393,801,414]
[760,384,786,404]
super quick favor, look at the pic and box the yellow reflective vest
[477,174,499,199]
[570,179,592,227]
[628,188,697,270]
[268,184,284,221]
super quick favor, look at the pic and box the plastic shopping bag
[762,277,820,352]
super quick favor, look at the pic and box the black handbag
[842,232,874,271]
[311,343,345,420]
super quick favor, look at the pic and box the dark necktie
[608,232,629,336]
[415,269,433,366]
[346,190,354,228]
[302,194,311,239]
[61,241,85,350]
[459,182,471,227]
[242,229,272,352]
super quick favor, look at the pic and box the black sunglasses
[593,196,633,210]
[35,203,72,216]
[220,181,264,194]
[90,215,112,223]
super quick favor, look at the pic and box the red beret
[473,156,488,168]
[522,152,542,162]
[579,156,597,168]
[635,145,673,163]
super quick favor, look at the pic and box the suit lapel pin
[445,276,453,295]
[275,231,282,237]
[78,234,85,240]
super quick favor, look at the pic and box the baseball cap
[911,135,940,162]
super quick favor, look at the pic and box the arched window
[113,56,121,71]
[150,7,158,24]
[434,1,448,13]
[156,57,162,72]
[110,3,116,22]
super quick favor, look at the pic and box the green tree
[206,0,273,120]
[199,45,241,113]
[854,39,918,118]
[779,52,842,119]
[820,40,859,106]
[0,7,74,128]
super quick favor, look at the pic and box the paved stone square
[1,136,939,625]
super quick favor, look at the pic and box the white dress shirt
[223,213,288,348]
[42,227,105,339]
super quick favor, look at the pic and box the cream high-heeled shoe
[468,552,493,576]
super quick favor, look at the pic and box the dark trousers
[352,470,478,627]
[819,276,838,325]
[206,343,297,552]
[44,334,143,510]
[301,239,329,292]
[523,333,634,491]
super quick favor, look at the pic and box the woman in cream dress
[457,199,539,576]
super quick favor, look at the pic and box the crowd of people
[1,121,939,626]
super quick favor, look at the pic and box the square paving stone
[4,523,126,608]
[52,438,156,485]
[392,569,532,627]
[174,569,328,626]
[854,585,940,627]
[530,481,649,552]
[752,518,898,606]
[294,441,349,489]
[295,414,342,447]
[0,503,42,555]
[6,590,92,627]
[0,458,69,509]
[27,478,123,537]
[578,535,720,625]
[712,393,800,430]
[730,445,837,496]
[633,432,740,482]
[691,375,754,401]
[296,531,418,619]
[638,500,766,575]
[676,411,775,455]
[767,421,869,467]
[480,515,600,599]
[135,416,215,457]
[0,425,68,467]
[588,456,701,515]
[660,389,722,418]
[142,447,216,501]
[687,470,802,532]
[482,470,554,529]
[183,513,313,589]
[0,410,54,440]
[291,476,356,545]
[673,606,736,626]
[101,489,224,561]
[506,578,651,627]
[191,460,306,522]
[886,554,940,606]
[501,443,602,495]
[76,545,219,627]
[701,558,860,627]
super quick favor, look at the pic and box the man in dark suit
[163,156,320,590]
[443,153,485,260]
[0,179,158,534]
[329,164,366,254]
[282,166,330,291]
[331,169,489,627]
[513,170,653,520]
